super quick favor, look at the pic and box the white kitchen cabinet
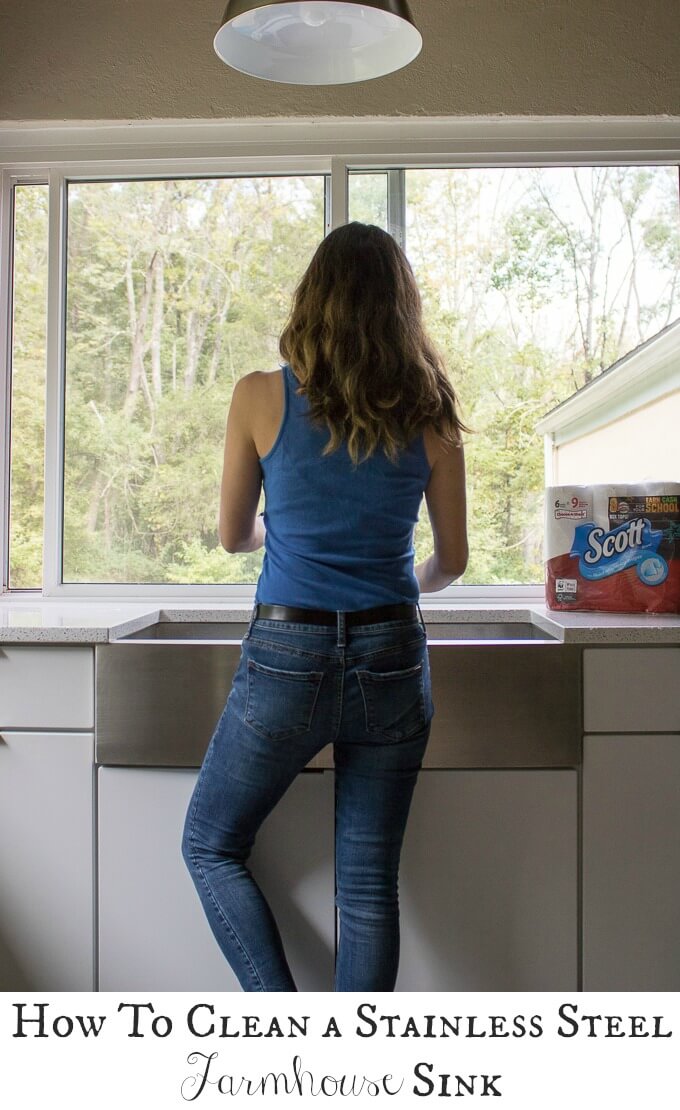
[584,647,680,733]
[0,730,95,990]
[394,770,578,991]
[0,645,94,729]
[583,733,680,990]
[98,766,336,990]
[582,646,680,988]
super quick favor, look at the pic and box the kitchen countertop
[0,597,679,643]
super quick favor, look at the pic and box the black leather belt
[254,602,418,627]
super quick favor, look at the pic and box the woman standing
[182,221,469,991]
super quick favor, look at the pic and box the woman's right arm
[415,431,469,593]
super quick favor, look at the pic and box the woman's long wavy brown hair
[279,221,472,467]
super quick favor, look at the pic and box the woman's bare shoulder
[237,368,281,400]
[239,370,285,459]
[422,423,462,470]
[241,368,277,383]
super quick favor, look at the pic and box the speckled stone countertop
[0,597,679,644]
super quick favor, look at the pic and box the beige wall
[0,0,679,122]
[553,389,680,485]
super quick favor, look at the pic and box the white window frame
[1,116,679,601]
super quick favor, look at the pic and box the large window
[2,121,679,597]
[350,166,680,584]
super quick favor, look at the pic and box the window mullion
[387,169,406,250]
[324,174,332,236]
[0,171,13,594]
[43,171,66,596]
[329,158,348,231]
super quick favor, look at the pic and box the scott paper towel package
[544,483,680,613]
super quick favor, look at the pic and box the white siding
[554,389,680,484]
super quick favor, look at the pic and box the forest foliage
[9,166,680,587]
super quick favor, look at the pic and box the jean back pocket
[356,660,429,742]
[245,658,324,741]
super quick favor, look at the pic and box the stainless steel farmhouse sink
[114,619,559,643]
[97,614,577,771]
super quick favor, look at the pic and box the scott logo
[583,518,645,563]
[570,517,664,582]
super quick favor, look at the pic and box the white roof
[535,317,680,445]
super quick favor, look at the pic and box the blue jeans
[181,603,434,991]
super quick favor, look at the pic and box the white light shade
[213,1,423,85]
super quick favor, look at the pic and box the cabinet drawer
[584,647,680,733]
[0,645,94,729]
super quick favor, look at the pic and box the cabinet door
[584,648,680,733]
[0,731,94,990]
[395,770,578,991]
[583,733,680,990]
[98,767,335,990]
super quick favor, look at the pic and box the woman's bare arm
[415,433,469,592]
[218,374,264,553]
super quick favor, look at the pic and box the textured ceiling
[0,0,679,121]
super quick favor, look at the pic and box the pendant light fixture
[213,1,422,85]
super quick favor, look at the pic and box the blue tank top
[254,363,432,610]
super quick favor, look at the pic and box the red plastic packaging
[544,483,680,614]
